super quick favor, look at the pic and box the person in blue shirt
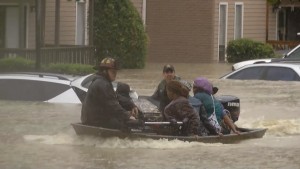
[192,77,240,135]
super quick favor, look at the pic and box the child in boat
[116,82,140,120]
[164,80,206,136]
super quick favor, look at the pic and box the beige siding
[213,0,267,61]
[44,0,55,45]
[60,1,76,45]
[146,0,214,63]
[44,0,76,45]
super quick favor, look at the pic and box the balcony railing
[0,46,96,65]
[267,40,300,50]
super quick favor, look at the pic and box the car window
[264,67,300,81]
[81,74,118,90]
[0,79,70,101]
[226,67,265,80]
[81,74,96,88]
[287,46,300,58]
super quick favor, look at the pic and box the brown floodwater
[0,62,299,169]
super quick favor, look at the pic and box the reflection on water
[1,63,300,169]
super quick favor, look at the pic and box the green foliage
[0,57,35,72]
[0,58,95,75]
[45,63,95,75]
[226,38,275,63]
[267,0,281,5]
[93,0,148,68]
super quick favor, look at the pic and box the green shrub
[0,57,35,72]
[45,63,95,75]
[0,57,95,75]
[226,38,275,63]
[93,0,148,68]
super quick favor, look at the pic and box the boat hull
[71,123,267,144]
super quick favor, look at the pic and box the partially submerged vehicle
[0,72,81,103]
[232,44,300,71]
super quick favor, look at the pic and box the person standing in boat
[192,77,239,135]
[164,80,207,136]
[151,64,180,119]
[81,57,137,129]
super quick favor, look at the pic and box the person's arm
[100,81,132,120]
[223,115,240,135]
[151,80,165,100]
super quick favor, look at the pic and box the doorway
[278,7,300,41]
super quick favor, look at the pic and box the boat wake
[23,132,224,149]
[237,118,300,136]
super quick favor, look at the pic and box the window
[227,67,265,80]
[0,79,70,101]
[76,2,86,45]
[264,67,300,81]
[234,3,243,39]
[219,3,228,62]
[287,46,300,58]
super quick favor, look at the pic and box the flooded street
[1,63,300,169]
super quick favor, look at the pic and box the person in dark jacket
[151,64,180,119]
[178,80,219,135]
[81,57,137,129]
[164,80,207,136]
[116,82,140,119]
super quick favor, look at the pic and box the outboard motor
[215,95,240,122]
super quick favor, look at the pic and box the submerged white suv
[0,72,81,103]
[232,44,300,71]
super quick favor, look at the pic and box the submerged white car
[222,62,300,81]
[232,44,300,71]
[0,72,138,104]
[0,72,81,103]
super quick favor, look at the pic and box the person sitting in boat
[164,80,207,136]
[81,57,138,129]
[192,77,240,135]
[151,64,180,118]
[116,82,142,120]
[179,80,220,136]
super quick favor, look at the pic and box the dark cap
[163,64,175,73]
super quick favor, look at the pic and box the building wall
[213,0,267,61]
[44,0,76,46]
[146,0,215,63]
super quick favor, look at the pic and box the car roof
[221,62,300,79]
[0,72,75,81]
[243,62,300,68]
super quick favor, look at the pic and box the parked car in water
[221,63,300,81]
[0,72,81,103]
[0,72,138,104]
[232,44,300,71]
